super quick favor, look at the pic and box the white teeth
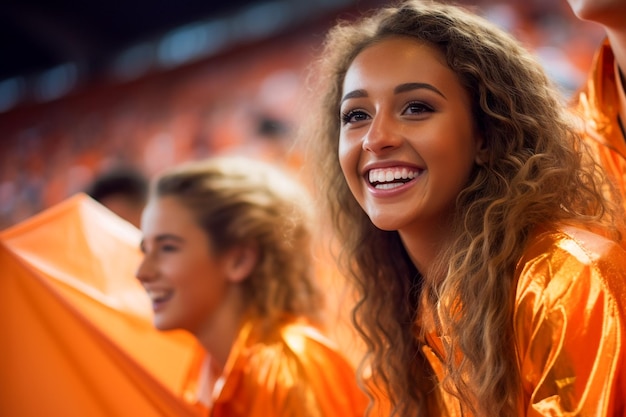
[368,167,420,185]
[147,289,171,302]
[376,183,404,190]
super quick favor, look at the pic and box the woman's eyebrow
[341,89,367,104]
[394,82,446,98]
[341,82,446,104]
[155,234,184,243]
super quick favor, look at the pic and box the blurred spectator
[135,155,367,415]
[85,166,148,228]
[566,0,626,217]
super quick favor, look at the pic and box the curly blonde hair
[301,1,622,416]
[152,156,324,326]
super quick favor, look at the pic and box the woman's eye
[404,101,433,115]
[341,109,369,125]
[160,244,179,253]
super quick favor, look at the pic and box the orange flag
[0,194,204,417]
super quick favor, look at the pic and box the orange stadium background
[0,0,606,415]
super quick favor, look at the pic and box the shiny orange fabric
[419,225,626,416]
[185,316,368,417]
[515,225,626,416]
[0,194,204,417]
[573,39,626,213]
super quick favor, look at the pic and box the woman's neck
[195,287,247,370]
[398,222,452,279]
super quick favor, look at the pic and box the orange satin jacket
[572,39,626,213]
[184,316,368,417]
[420,225,626,416]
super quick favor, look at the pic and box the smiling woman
[302,0,626,416]
[338,36,482,250]
[135,155,366,416]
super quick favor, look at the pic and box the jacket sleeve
[212,322,367,417]
[514,232,626,416]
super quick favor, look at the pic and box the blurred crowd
[0,0,605,230]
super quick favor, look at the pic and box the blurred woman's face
[338,36,483,238]
[135,196,235,336]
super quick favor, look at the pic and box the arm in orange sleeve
[211,319,367,417]
[514,227,626,416]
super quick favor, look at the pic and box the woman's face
[338,36,484,236]
[135,196,235,336]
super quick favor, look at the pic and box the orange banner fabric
[0,194,203,417]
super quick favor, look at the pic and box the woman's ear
[474,135,489,165]
[225,245,259,283]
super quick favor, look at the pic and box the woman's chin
[153,317,177,332]
[368,215,403,232]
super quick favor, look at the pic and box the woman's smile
[339,36,484,234]
[367,166,423,190]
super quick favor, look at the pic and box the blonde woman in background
[136,155,367,416]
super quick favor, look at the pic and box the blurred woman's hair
[152,156,324,325]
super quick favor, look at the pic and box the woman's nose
[135,256,155,283]
[362,113,402,153]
